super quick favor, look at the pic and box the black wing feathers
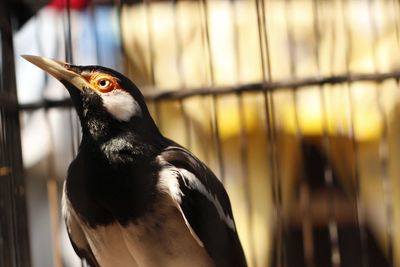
[161,146,247,267]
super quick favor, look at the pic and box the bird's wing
[63,190,100,267]
[160,146,248,267]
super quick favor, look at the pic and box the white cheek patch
[100,89,142,122]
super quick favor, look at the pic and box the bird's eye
[99,79,110,88]
[96,77,114,92]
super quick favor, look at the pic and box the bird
[22,55,248,267]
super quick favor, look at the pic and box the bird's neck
[81,120,170,166]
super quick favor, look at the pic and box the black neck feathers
[66,140,162,227]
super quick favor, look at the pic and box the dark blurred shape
[7,0,36,29]
[282,227,388,267]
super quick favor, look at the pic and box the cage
[2,0,400,267]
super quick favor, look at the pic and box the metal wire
[237,92,257,267]
[376,81,394,266]
[63,0,79,158]
[367,1,394,265]
[200,0,225,181]
[90,2,102,66]
[394,0,400,51]
[2,71,399,112]
[64,1,81,267]
[230,0,256,264]
[313,1,341,266]
[143,0,162,129]
[172,0,192,150]
[255,0,285,266]
[0,2,31,265]
[340,1,370,266]
[283,0,315,265]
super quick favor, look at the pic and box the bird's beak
[21,55,91,92]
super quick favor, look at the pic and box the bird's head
[22,55,160,143]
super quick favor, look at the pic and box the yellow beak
[21,55,91,91]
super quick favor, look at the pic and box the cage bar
[313,0,341,266]
[255,0,285,266]
[200,0,225,181]
[0,1,31,266]
[368,0,394,264]
[340,1,370,265]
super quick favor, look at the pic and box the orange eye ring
[93,76,116,93]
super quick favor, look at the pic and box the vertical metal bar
[172,0,192,149]
[291,3,314,267]
[313,1,341,267]
[367,1,394,265]
[194,0,211,166]
[199,0,225,182]
[1,15,23,267]
[44,110,63,267]
[0,93,15,267]
[33,11,65,264]
[0,14,9,267]
[283,0,314,266]
[0,98,5,267]
[237,92,257,267]
[340,1,369,266]
[89,2,101,66]
[115,0,126,72]
[367,0,379,73]
[63,1,81,266]
[144,0,156,87]
[143,0,161,127]
[289,86,313,267]
[345,82,369,267]
[172,0,183,89]
[0,1,31,265]
[255,0,285,266]
[210,96,224,179]
[35,13,49,94]
[392,1,400,263]
[178,98,192,149]
[47,179,62,267]
[229,0,256,265]
[65,0,73,63]
[0,28,13,263]
[64,0,79,157]
[229,0,240,86]
[376,81,394,266]
[392,0,400,49]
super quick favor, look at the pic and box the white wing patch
[177,169,236,231]
[100,89,141,122]
[157,163,236,231]
[157,167,184,203]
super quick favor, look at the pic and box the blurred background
[1,0,400,266]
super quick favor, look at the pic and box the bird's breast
[65,191,214,267]
[65,151,159,226]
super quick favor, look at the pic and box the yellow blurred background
[119,0,400,266]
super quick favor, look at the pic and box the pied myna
[22,55,247,267]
